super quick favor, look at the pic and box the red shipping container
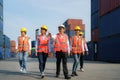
[67,19,82,25]
[10,40,16,47]
[91,28,99,42]
[99,0,120,16]
[10,47,16,53]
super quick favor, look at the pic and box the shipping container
[31,40,36,48]
[91,13,99,29]
[0,47,3,60]
[69,24,85,30]
[98,35,120,62]
[10,47,16,53]
[0,21,3,33]
[100,0,120,16]
[66,19,82,25]
[0,32,3,46]
[91,28,99,42]
[4,35,10,48]
[91,0,99,14]
[10,40,16,47]
[4,48,11,58]
[99,8,120,38]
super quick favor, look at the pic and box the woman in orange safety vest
[36,25,51,79]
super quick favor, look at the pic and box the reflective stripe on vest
[54,33,68,52]
[37,35,49,53]
[18,36,29,52]
[72,36,82,54]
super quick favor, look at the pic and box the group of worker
[17,24,88,79]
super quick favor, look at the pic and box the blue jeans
[18,51,28,69]
[72,54,80,73]
[37,52,48,74]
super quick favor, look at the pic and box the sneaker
[80,68,84,72]
[20,67,23,72]
[41,72,45,78]
[22,69,27,73]
[65,76,71,79]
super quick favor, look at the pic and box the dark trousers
[56,51,68,77]
[80,53,84,69]
[38,52,48,73]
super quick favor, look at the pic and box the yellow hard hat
[74,26,81,30]
[20,27,27,32]
[41,25,48,31]
[79,32,84,35]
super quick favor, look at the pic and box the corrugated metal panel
[98,35,120,62]
[91,28,99,42]
[100,8,120,38]
[0,47,3,60]
[4,35,10,48]
[91,0,99,14]
[0,33,3,46]
[100,0,120,16]
[4,48,11,58]
[10,47,16,53]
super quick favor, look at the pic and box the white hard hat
[58,24,65,28]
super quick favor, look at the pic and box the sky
[4,0,91,42]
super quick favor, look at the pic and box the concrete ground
[0,58,120,80]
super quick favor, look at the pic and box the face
[21,31,26,36]
[58,27,65,33]
[41,28,46,34]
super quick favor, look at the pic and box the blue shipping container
[4,35,10,48]
[31,40,36,48]
[0,47,3,60]
[98,35,120,62]
[0,33,3,46]
[91,0,99,14]
[0,22,3,33]
[100,8,120,38]
[91,13,99,29]
[4,48,11,58]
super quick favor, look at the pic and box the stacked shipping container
[63,19,85,39]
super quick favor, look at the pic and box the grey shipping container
[100,8,120,38]
[0,22,3,33]
[4,35,10,48]
[0,47,3,60]
[98,35,120,62]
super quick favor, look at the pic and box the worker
[53,25,71,79]
[70,26,81,77]
[36,25,51,79]
[17,27,31,73]
[79,32,89,72]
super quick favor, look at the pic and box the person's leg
[56,52,62,77]
[74,54,80,75]
[18,52,23,71]
[38,52,44,75]
[22,51,28,73]
[43,53,48,73]
[80,53,84,72]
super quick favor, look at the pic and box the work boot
[71,72,75,77]
[74,72,78,76]
[65,75,71,79]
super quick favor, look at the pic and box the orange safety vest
[72,35,82,54]
[54,33,68,52]
[37,35,49,53]
[18,36,29,52]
